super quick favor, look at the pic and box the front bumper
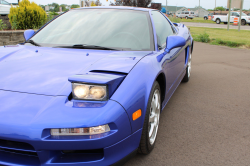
[0,129,142,166]
[0,90,140,165]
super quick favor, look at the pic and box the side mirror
[165,36,186,53]
[24,29,35,41]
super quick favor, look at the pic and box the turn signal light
[133,109,142,121]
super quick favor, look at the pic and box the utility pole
[238,0,244,31]
[199,0,200,17]
[227,0,231,31]
[215,0,216,10]
[166,0,167,11]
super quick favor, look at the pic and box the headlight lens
[51,124,110,136]
[72,83,107,100]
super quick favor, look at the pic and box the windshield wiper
[54,44,120,51]
[25,40,40,47]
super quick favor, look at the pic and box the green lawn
[189,27,250,46]
[181,17,215,24]
[168,17,235,25]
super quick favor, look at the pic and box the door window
[151,11,174,49]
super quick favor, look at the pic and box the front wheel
[182,53,192,82]
[204,17,207,20]
[138,81,161,154]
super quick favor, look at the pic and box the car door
[231,12,237,22]
[151,11,186,105]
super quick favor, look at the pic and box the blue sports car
[0,7,193,166]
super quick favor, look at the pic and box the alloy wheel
[148,89,161,145]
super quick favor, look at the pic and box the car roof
[73,6,155,12]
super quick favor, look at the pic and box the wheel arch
[156,72,166,104]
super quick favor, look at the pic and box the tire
[185,16,188,19]
[216,19,221,24]
[182,52,192,83]
[138,81,161,155]
[241,19,246,25]
[224,22,227,24]
[204,17,207,20]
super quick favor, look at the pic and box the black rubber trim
[111,148,137,166]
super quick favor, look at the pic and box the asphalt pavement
[181,22,250,30]
[125,42,250,166]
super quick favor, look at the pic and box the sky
[7,0,250,10]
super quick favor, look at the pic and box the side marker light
[133,109,142,121]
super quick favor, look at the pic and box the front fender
[111,55,162,133]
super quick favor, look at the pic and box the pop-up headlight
[72,83,107,101]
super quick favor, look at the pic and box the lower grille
[0,148,37,157]
[51,149,104,163]
[0,139,40,165]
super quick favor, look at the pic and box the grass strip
[169,17,217,24]
[188,26,250,49]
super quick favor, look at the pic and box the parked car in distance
[0,0,11,15]
[204,13,214,20]
[0,6,193,166]
[212,12,250,25]
[177,11,195,19]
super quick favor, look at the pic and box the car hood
[0,45,152,96]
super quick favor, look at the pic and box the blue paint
[0,6,193,166]
[23,29,35,41]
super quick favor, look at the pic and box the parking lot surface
[125,42,250,166]
[181,22,250,30]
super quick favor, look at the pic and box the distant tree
[60,4,69,12]
[51,3,59,12]
[111,0,149,7]
[95,0,102,6]
[71,4,80,8]
[207,9,213,11]
[215,6,226,11]
[39,5,45,10]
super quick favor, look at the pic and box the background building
[162,6,209,17]
[186,7,209,17]
[227,0,241,9]
[161,6,185,15]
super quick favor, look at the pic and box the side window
[185,12,189,14]
[151,11,174,48]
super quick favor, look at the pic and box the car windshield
[31,9,154,51]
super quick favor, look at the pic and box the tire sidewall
[138,81,161,154]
